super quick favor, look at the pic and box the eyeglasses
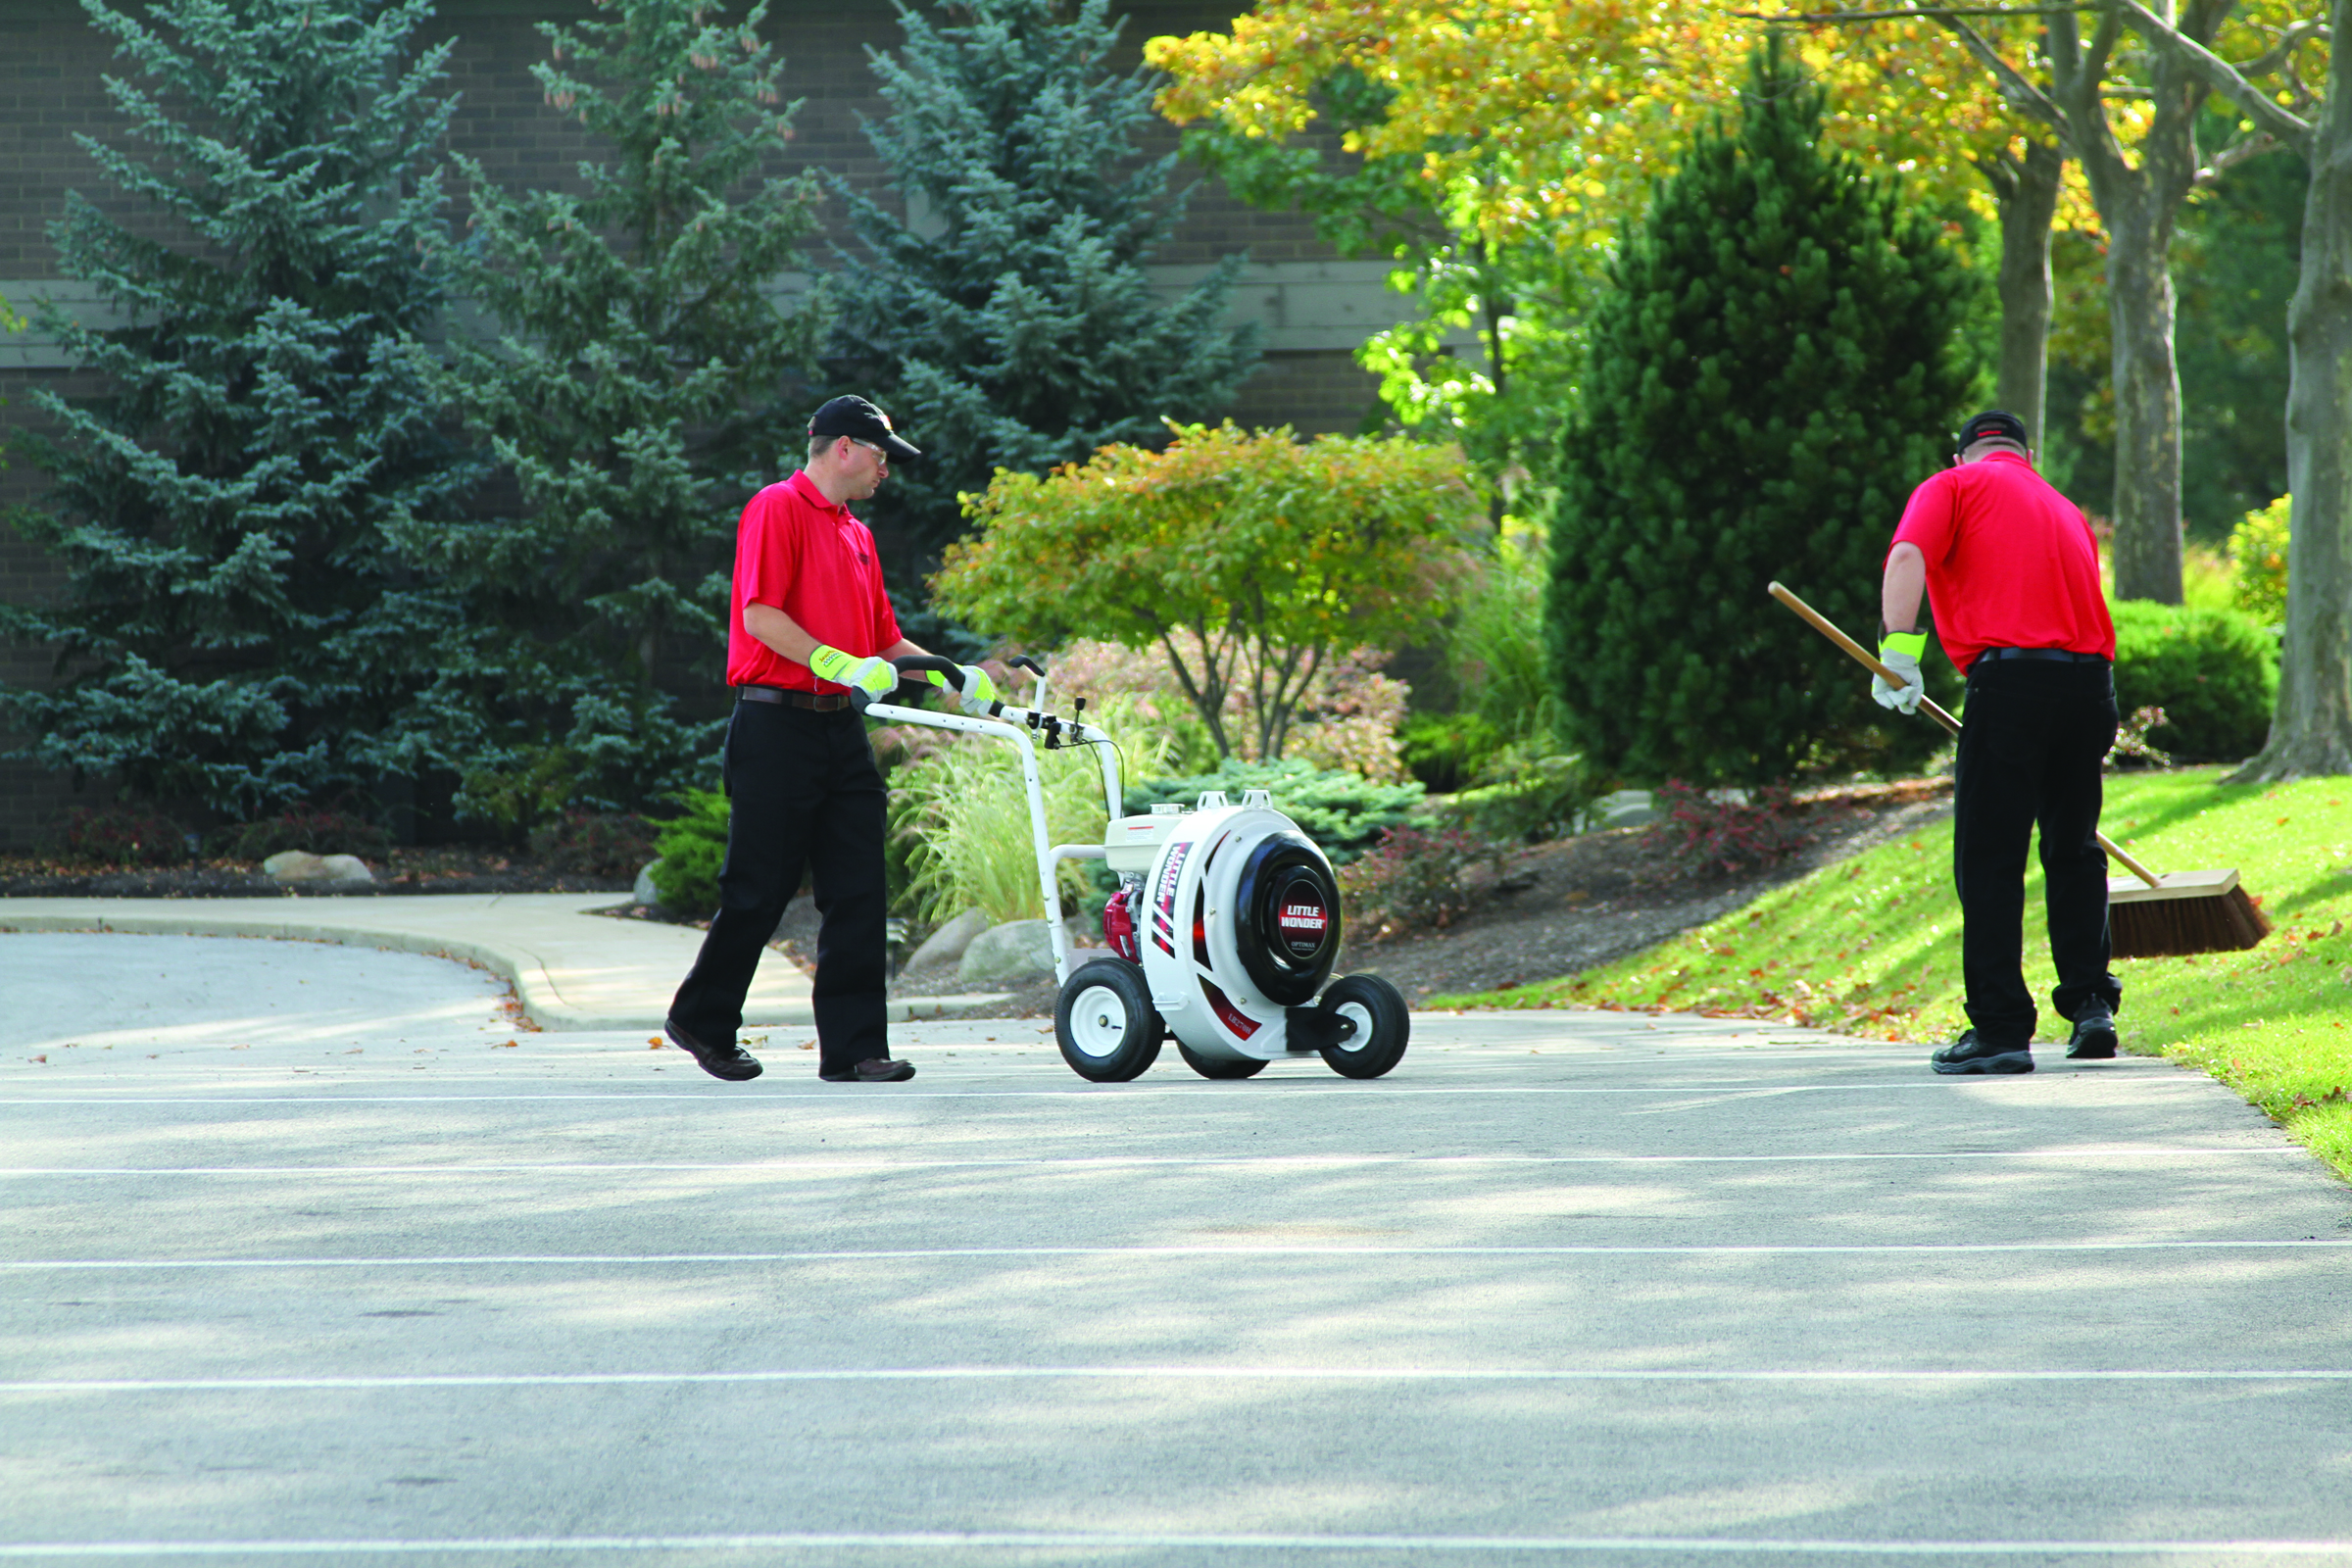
[850,437,889,466]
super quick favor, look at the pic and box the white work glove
[807,643,898,700]
[927,662,999,716]
[1871,631,1928,714]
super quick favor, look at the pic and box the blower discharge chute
[857,656,1411,1084]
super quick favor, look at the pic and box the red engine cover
[1101,885,1141,962]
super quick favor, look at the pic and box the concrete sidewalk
[0,895,1012,1031]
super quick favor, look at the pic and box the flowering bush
[2230,495,2289,624]
[1340,823,1493,939]
[40,805,191,867]
[528,811,659,878]
[217,807,391,861]
[1642,780,1815,878]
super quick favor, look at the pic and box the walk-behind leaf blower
[857,656,1411,1083]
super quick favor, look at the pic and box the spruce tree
[824,0,1262,576]
[400,0,827,822]
[1545,39,1982,786]
[0,0,472,819]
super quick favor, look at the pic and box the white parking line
[7,1240,2347,1270]
[8,1366,2352,1395]
[0,1149,2305,1176]
[2,1533,2351,1558]
[0,1079,2197,1104]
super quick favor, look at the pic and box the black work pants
[668,701,890,1075]
[1951,658,2123,1046]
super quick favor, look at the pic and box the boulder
[1592,790,1659,830]
[902,907,991,976]
[633,860,662,908]
[263,850,372,885]
[956,919,1056,987]
[772,894,820,947]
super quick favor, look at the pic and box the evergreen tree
[1545,39,1983,786]
[824,0,1262,577]
[396,0,828,824]
[0,0,472,819]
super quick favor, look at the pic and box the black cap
[809,395,919,463]
[1955,410,2030,455]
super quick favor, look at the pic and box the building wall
[0,0,1408,847]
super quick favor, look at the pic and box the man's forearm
[1882,543,1927,635]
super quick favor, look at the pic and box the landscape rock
[1592,790,1659,830]
[263,851,373,885]
[957,919,1057,987]
[772,894,820,947]
[903,907,991,975]
[633,860,662,908]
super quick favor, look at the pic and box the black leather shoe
[665,1018,762,1081]
[1931,1029,2034,1075]
[819,1056,916,1083]
[2066,1001,2120,1059]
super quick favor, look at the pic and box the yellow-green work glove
[927,662,999,716]
[1872,631,1928,714]
[807,644,897,700]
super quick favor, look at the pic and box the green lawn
[1433,768,2352,1180]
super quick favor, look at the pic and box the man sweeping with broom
[1873,411,2122,1075]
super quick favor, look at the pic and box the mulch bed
[0,846,634,900]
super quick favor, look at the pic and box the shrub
[2110,601,2278,762]
[2229,495,2290,624]
[1447,520,1568,749]
[1437,748,1592,843]
[1340,824,1494,938]
[1400,711,1506,793]
[890,726,1115,925]
[1124,757,1428,865]
[646,790,731,917]
[1544,40,1977,785]
[527,811,658,880]
[1642,781,1817,878]
[39,805,190,867]
[217,807,391,862]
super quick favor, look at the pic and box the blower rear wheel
[1316,974,1410,1079]
[1054,958,1161,1082]
[1177,1041,1267,1079]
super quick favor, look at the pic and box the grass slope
[1434,768,2352,1180]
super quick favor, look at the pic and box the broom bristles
[2109,882,2271,959]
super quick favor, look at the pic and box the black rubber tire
[1054,958,1162,1083]
[1176,1041,1268,1079]
[1316,974,1410,1079]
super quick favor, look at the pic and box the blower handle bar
[1766,581,2164,889]
[850,655,965,715]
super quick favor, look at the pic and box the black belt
[1971,648,2110,671]
[736,685,854,711]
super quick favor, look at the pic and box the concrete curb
[0,896,1012,1031]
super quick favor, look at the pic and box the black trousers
[668,701,890,1074]
[1951,658,2123,1046]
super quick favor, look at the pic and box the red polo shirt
[726,470,902,691]
[1888,450,2114,673]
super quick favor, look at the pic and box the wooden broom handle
[1766,581,2164,889]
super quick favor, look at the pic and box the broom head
[2107,867,2271,958]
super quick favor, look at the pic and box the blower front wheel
[1177,1042,1267,1079]
[1316,974,1410,1079]
[1055,958,1162,1082]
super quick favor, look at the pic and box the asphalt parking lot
[5,932,2351,1565]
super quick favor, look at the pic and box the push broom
[1768,582,2270,958]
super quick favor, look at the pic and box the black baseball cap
[1955,410,2030,455]
[809,395,920,462]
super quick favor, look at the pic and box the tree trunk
[2232,11,2352,780]
[1991,138,2064,446]
[2104,205,2188,604]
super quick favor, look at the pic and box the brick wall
[0,0,1393,846]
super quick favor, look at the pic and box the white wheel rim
[1333,1001,1376,1053]
[1068,985,1132,1059]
